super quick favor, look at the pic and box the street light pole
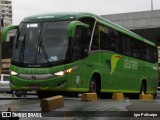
[151,0,153,10]
[0,2,2,75]
[0,0,2,76]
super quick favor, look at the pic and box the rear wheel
[140,82,146,95]
[128,82,146,99]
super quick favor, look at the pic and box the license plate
[29,84,40,90]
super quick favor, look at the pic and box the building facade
[0,0,12,26]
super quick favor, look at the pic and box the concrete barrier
[139,94,153,100]
[112,93,124,100]
[81,93,97,102]
[40,95,64,111]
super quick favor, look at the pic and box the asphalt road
[0,92,160,120]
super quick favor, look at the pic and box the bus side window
[110,30,120,53]
[98,25,110,50]
[121,34,132,56]
[140,44,150,61]
[149,46,158,63]
[133,40,151,62]
[133,40,141,59]
[100,31,110,50]
[72,26,88,61]
[153,47,158,63]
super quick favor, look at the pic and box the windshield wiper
[18,34,26,63]
[35,26,50,64]
[41,44,50,63]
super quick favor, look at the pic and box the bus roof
[22,12,95,22]
[22,12,156,47]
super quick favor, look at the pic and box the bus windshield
[12,21,70,67]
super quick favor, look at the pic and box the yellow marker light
[66,68,72,73]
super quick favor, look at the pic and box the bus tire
[89,76,97,93]
[140,81,146,95]
[37,91,45,99]
[89,75,101,97]
[153,93,157,99]
[128,81,146,99]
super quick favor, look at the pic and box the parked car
[0,74,27,97]
[0,74,10,92]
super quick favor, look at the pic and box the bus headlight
[11,71,18,76]
[54,71,65,76]
[54,67,77,76]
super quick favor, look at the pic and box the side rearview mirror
[2,25,18,42]
[67,21,89,38]
[67,21,89,59]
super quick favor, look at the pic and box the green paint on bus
[3,12,157,99]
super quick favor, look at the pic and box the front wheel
[89,76,101,98]
[15,91,27,97]
[89,77,97,93]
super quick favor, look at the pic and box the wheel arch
[140,79,147,94]
[89,72,101,93]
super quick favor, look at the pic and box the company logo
[124,58,138,70]
[31,75,37,80]
[110,55,122,74]
[2,112,11,117]
[106,54,139,75]
[2,112,42,118]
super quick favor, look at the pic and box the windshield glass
[12,21,70,67]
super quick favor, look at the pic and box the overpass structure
[102,9,160,66]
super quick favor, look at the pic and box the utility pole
[151,0,153,10]
[0,0,2,75]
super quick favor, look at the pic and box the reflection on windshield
[12,21,70,67]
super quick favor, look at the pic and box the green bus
[5,12,158,99]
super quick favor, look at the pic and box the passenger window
[121,35,132,56]
[133,41,152,62]
[72,27,83,59]
[140,44,149,61]
[133,41,140,59]
[109,30,120,52]
[72,26,88,61]
[98,25,110,50]
[149,46,158,63]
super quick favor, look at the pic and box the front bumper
[9,74,69,91]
